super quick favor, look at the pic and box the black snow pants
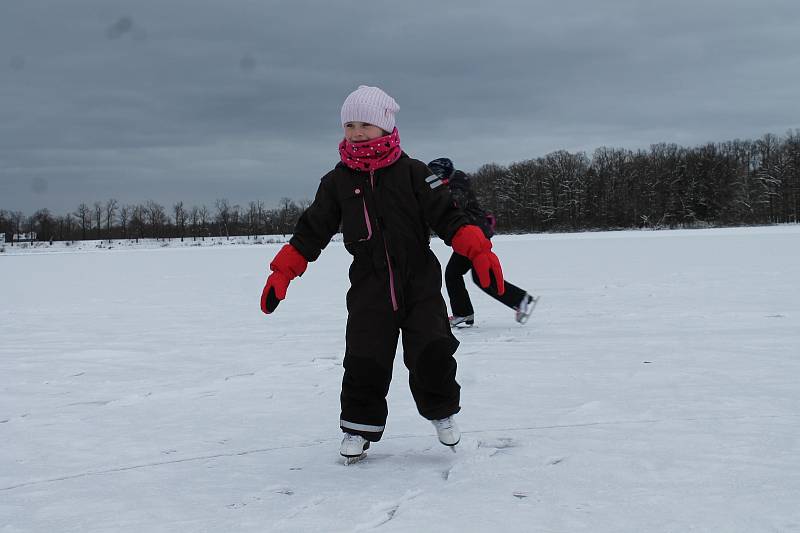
[340,257,461,442]
[444,252,527,318]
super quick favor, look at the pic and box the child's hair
[340,85,400,133]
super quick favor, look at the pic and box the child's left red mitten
[451,225,505,295]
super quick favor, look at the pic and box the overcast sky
[2,0,799,214]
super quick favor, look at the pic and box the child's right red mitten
[260,244,308,314]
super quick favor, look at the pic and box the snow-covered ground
[2,226,799,532]
[0,234,299,255]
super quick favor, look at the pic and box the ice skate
[432,416,460,448]
[340,433,370,464]
[515,293,539,324]
[449,314,474,328]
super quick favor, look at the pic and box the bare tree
[198,205,210,240]
[0,210,8,243]
[131,205,147,242]
[74,203,91,240]
[145,200,167,239]
[104,199,119,241]
[261,207,278,235]
[53,214,70,242]
[215,198,231,239]
[119,205,130,239]
[61,213,75,242]
[9,211,24,244]
[173,201,187,241]
[189,206,200,241]
[278,197,298,236]
[93,201,103,239]
[31,209,55,242]
[247,201,264,238]
[230,204,242,237]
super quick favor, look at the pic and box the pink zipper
[370,170,398,311]
[360,198,373,241]
[384,248,398,311]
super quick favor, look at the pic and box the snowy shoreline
[3,223,798,256]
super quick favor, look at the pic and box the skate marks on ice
[0,431,492,493]
[0,438,329,492]
[280,353,343,371]
[4,409,791,493]
[307,433,569,530]
[327,436,539,531]
[439,436,528,481]
[223,372,255,381]
[271,496,328,526]
[270,486,421,532]
[0,416,659,493]
[352,489,423,530]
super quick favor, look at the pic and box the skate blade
[517,296,540,324]
[343,453,367,465]
[440,439,460,451]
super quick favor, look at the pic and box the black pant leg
[400,293,461,420]
[444,252,474,317]
[340,277,400,442]
[469,268,527,310]
[340,347,396,442]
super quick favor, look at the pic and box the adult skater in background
[428,157,538,328]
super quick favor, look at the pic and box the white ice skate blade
[343,453,367,465]
[439,438,460,449]
[517,296,540,324]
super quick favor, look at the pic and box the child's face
[343,122,386,142]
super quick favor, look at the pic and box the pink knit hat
[340,85,400,133]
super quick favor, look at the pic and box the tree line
[470,131,799,232]
[2,130,799,244]
[0,197,310,244]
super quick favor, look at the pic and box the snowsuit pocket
[341,188,373,244]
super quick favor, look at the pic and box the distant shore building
[13,232,37,242]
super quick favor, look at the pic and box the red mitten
[451,225,505,295]
[260,244,308,314]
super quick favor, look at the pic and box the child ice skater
[428,157,538,327]
[259,86,505,461]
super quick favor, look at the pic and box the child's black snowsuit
[289,153,470,442]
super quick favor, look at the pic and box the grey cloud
[1,0,799,213]
[106,16,134,40]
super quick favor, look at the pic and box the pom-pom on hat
[340,85,399,133]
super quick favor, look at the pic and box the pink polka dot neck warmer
[338,128,402,172]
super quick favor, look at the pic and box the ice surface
[2,226,799,532]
